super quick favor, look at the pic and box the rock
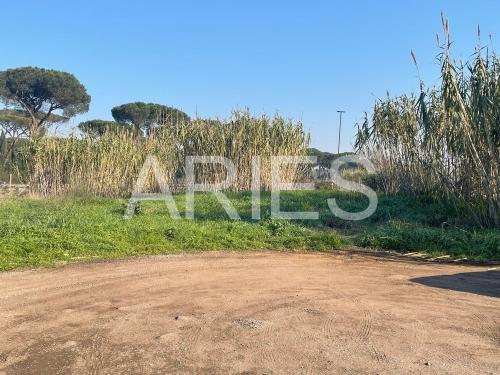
[175,315,194,321]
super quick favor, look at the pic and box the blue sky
[1,0,499,152]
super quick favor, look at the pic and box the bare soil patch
[0,251,498,374]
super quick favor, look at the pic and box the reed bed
[356,18,500,227]
[29,111,310,197]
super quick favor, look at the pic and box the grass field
[1,190,499,271]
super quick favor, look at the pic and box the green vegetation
[28,111,309,196]
[0,110,67,178]
[308,148,353,167]
[111,102,190,134]
[1,190,498,271]
[78,119,137,138]
[0,20,498,272]
[0,192,343,271]
[0,66,90,180]
[0,67,90,137]
[355,18,500,227]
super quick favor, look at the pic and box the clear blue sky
[1,0,499,152]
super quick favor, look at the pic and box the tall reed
[29,110,310,196]
[356,17,500,227]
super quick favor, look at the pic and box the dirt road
[0,251,498,374]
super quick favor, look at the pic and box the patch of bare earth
[0,251,498,374]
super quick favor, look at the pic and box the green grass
[0,190,498,271]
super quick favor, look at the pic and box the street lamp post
[337,110,345,155]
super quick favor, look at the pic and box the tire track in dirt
[322,316,337,339]
[1,251,498,374]
[411,319,428,349]
[174,315,205,351]
[354,304,390,366]
[367,344,388,363]
[473,313,500,345]
[356,309,373,341]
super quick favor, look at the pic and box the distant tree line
[0,66,189,179]
[79,102,190,138]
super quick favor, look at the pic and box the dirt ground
[0,251,498,375]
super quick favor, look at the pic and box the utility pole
[337,110,345,154]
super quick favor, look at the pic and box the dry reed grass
[29,110,310,197]
[356,16,500,226]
